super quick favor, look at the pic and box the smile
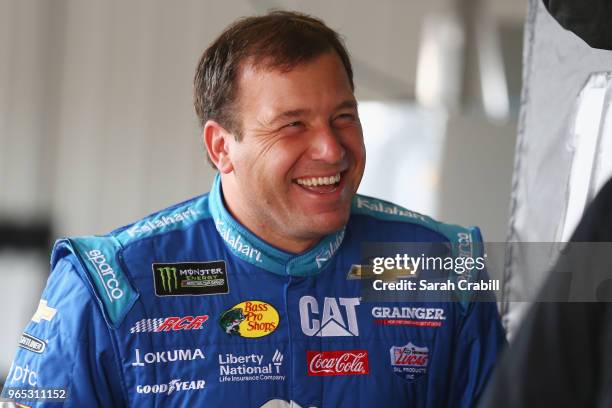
[294,173,341,187]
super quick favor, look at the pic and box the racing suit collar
[208,173,346,276]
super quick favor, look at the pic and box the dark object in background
[479,178,612,407]
[0,220,52,251]
[543,0,612,50]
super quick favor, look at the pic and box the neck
[220,176,318,254]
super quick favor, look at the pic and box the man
[2,11,505,407]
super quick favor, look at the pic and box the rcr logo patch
[129,315,209,333]
[299,296,360,337]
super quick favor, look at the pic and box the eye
[333,113,358,126]
[280,121,304,130]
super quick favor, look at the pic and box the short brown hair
[193,11,354,139]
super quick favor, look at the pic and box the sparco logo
[307,350,369,376]
[158,267,178,293]
[299,296,360,337]
[86,249,124,301]
[136,379,205,395]
[132,348,205,367]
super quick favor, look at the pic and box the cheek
[341,130,365,160]
[267,140,306,176]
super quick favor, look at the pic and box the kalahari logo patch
[219,300,279,338]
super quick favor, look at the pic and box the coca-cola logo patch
[307,350,369,376]
[389,342,429,381]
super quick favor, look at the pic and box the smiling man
[206,53,363,253]
[3,11,505,408]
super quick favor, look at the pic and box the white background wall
[0,0,526,375]
[0,0,526,236]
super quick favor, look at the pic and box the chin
[310,212,350,235]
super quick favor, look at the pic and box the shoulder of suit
[49,193,212,328]
[351,194,487,313]
[351,193,483,245]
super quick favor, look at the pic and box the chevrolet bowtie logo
[31,299,57,323]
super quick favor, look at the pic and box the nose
[309,125,346,163]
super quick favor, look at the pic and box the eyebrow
[268,109,310,126]
[267,100,358,126]
[335,100,358,111]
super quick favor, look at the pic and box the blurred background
[0,0,527,378]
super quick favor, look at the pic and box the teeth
[296,173,341,187]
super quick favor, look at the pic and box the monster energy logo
[152,262,229,297]
[158,267,178,293]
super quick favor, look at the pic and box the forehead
[235,52,354,115]
[239,50,346,82]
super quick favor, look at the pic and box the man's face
[221,51,365,251]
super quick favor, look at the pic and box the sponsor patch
[129,315,209,333]
[152,261,229,296]
[136,379,205,395]
[7,363,38,386]
[218,350,285,382]
[219,300,279,338]
[299,296,360,337]
[390,342,429,381]
[31,300,57,324]
[346,264,363,280]
[216,220,263,263]
[307,350,369,376]
[131,348,205,367]
[313,230,344,268]
[348,262,419,280]
[260,400,316,408]
[19,333,46,354]
[85,249,126,301]
[372,306,445,328]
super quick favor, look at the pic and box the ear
[203,120,234,173]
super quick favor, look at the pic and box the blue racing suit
[2,174,505,407]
